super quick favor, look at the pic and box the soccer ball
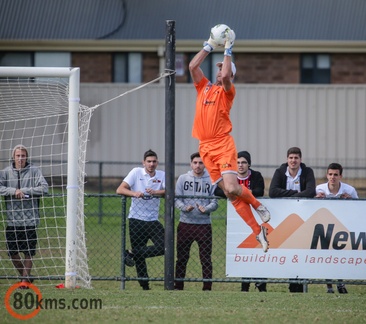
[210,24,231,46]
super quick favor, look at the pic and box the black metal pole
[98,162,103,224]
[164,20,175,290]
[120,196,127,290]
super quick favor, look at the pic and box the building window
[34,52,70,67]
[0,52,33,66]
[114,53,142,83]
[0,52,71,68]
[301,54,330,84]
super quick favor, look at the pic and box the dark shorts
[6,226,38,257]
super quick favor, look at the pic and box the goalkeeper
[0,145,48,288]
[189,26,270,252]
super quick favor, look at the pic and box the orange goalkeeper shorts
[199,135,238,184]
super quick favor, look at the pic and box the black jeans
[129,218,165,288]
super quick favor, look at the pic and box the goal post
[0,67,91,288]
[65,68,80,289]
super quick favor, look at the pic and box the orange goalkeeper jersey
[192,77,236,141]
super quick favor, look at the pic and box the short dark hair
[287,147,302,158]
[143,149,158,160]
[237,151,251,166]
[327,162,343,175]
[190,152,200,161]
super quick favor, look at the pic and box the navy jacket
[269,162,315,198]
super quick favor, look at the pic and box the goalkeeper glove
[203,37,218,53]
[224,29,235,56]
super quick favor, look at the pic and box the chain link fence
[2,194,364,291]
[84,194,366,292]
[85,194,231,290]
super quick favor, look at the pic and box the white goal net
[0,67,91,288]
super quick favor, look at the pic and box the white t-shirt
[316,182,358,198]
[123,167,165,221]
[286,167,302,192]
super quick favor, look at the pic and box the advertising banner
[226,199,366,279]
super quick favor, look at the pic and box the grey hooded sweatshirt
[175,169,218,224]
[0,162,49,226]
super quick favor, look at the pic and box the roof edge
[1,40,366,53]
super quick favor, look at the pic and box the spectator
[116,149,165,291]
[269,147,316,199]
[189,25,270,254]
[174,152,218,291]
[269,146,316,292]
[315,163,358,199]
[315,162,358,294]
[0,144,48,289]
[215,151,267,292]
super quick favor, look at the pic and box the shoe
[256,226,269,252]
[255,282,267,292]
[256,205,271,223]
[202,287,212,291]
[241,282,250,292]
[289,283,303,293]
[326,283,333,293]
[142,285,150,291]
[25,276,34,284]
[124,250,135,267]
[337,284,348,294]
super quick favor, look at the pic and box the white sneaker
[256,205,271,223]
[256,226,269,253]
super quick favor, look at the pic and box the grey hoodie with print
[175,169,218,224]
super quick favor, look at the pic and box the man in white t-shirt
[315,163,358,199]
[116,149,165,290]
[315,162,358,294]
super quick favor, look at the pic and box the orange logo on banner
[238,208,353,249]
[4,282,42,320]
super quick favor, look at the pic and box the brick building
[1,0,366,84]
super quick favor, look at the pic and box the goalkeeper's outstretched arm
[189,50,209,84]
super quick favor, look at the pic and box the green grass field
[1,281,366,323]
[1,195,366,323]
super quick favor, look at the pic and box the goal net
[0,67,91,288]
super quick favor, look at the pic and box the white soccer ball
[210,24,231,46]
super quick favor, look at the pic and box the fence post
[120,195,127,290]
[164,19,176,290]
[98,162,103,224]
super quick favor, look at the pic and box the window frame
[301,54,331,84]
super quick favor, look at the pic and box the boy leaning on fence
[174,152,218,291]
[269,146,316,293]
[315,162,358,294]
[116,149,165,291]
